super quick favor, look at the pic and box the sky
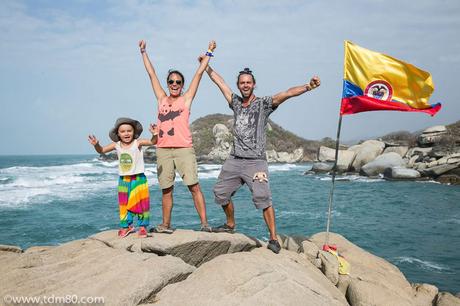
[0,0,459,155]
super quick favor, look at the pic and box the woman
[139,39,216,233]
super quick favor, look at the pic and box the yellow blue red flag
[341,41,441,116]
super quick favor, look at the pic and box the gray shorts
[213,156,272,209]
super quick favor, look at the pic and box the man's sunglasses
[168,79,182,85]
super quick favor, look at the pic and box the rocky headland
[1,230,459,306]
[310,120,460,185]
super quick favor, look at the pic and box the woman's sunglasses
[168,79,182,85]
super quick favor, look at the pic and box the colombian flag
[341,41,441,116]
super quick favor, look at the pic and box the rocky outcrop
[384,166,421,180]
[309,232,442,306]
[349,140,386,172]
[360,152,406,177]
[153,248,348,306]
[318,146,356,172]
[417,125,447,147]
[309,122,460,185]
[2,230,458,306]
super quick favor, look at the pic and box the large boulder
[349,140,385,172]
[91,229,259,267]
[420,163,460,178]
[383,146,409,157]
[0,238,195,306]
[360,152,406,177]
[310,162,334,173]
[436,292,460,306]
[384,167,421,180]
[310,232,436,306]
[318,146,356,172]
[153,248,349,306]
[207,124,232,162]
[417,125,447,147]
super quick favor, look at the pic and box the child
[88,117,158,238]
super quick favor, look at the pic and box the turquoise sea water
[0,155,459,293]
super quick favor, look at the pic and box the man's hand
[306,76,321,91]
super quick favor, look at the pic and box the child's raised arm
[138,124,158,147]
[88,135,116,154]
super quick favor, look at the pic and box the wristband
[140,48,146,53]
[205,49,214,57]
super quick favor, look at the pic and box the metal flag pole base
[323,115,343,249]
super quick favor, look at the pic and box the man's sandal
[150,224,174,234]
[212,224,235,234]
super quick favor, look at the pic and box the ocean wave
[269,164,308,172]
[0,188,52,208]
[318,175,384,183]
[392,256,451,272]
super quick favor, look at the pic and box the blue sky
[1,0,459,154]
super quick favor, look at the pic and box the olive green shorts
[156,147,199,189]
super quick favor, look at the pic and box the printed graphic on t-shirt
[119,153,133,173]
[158,103,183,138]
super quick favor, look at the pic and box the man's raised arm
[200,58,233,104]
[272,76,321,107]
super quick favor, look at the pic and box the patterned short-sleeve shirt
[229,93,277,159]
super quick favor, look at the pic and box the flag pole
[324,114,343,248]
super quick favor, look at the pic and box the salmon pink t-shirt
[156,96,193,148]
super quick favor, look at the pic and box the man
[202,62,320,254]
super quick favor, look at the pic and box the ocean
[0,155,459,294]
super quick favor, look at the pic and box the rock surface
[309,232,437,306]
[349,140,386,172]
[384,166,421,180]
[153,248,349,306]
[360,152,406,177]
[318,146,356,172]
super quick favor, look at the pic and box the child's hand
[149,124,159,136]
[88,135,99,146]
[208,40,216,52]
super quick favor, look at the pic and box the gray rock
[436,292,460,306]
[318,146,356,172]
[417,125,447,147]
[90,229,260,267]
[154,248,349,306]
[0,238,195,306]
[384,167,421,180]
[407,147,433,158]
[311,162,334,173]
[207,123,232,162]
[0,244,22,253]
[420,163,460,178]
[360,152,406,177]
[383,146,409,157]
[310,232,426,306]
[349,140,385,172]
[319,250,339,285]
[411,283,438,306]
[301,239,321,268]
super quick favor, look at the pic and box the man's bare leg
[222,200,236,228]
[263,206,277,241]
